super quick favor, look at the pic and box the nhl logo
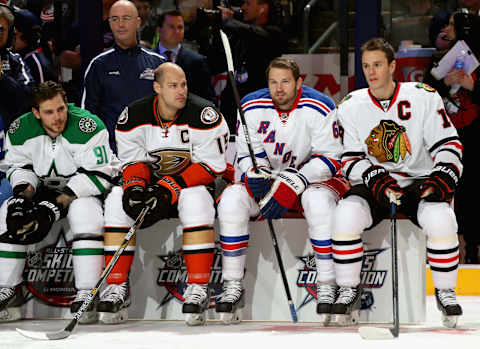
[79,117,97,133]
[279,112,289,124]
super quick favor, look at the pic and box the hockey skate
[182,283,210,326]
[331,286,361,326]
[316,282,337,325]
[98,281,130,324]
[70,289,98,324]
[0,284,24,322]
[435,288,462,328]
[216,280,244,325]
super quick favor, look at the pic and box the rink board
[21,217,426,324]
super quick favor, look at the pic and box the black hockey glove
[4,197,61,245]
[140,184,172,228]
[122,185,147,220]
[420,163,459,202]
[6,197,34,236]
[362,165,404,206]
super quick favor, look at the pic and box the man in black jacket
[218,0,288,133]
[0,3,34,128]
[155,10,216,104]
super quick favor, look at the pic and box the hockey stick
[359,202,399,339]
[16,206,150,340]
[219,30,298,323]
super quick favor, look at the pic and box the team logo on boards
[23,230,75,307]
[295,248,388,312]
[156,244,223,307]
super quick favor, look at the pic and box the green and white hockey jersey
[3,104,118,197]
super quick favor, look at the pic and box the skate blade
[99,309,128,324]
[77,310,99,324]
[0,307,22,323]
[442,315,459,328]
[332,310,359,327]
[185,312,206,326]
[219,309,242,325]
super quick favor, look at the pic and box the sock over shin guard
[183,225,215,284]
[104,227,135,284]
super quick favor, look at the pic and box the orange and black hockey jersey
[116,93,230,188]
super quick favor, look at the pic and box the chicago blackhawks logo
[149,148,191,176]
[365,120,411,163]
[79,117,97,133]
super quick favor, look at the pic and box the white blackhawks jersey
[3,105,117,197]
[115,94,229,178]
[237,86,342,183]
[338,82,463,187]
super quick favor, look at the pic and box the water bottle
[449,50,467,95]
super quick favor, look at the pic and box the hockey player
[101,62,229,326]
[334,38,463,328]
[0,81,116,323]
[215,57,346,324]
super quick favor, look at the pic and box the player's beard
[272,91,296,111]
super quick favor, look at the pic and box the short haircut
[266,56,300,81]
[361,37,395,63]
[157,9,182,28]
[32,81,67,110]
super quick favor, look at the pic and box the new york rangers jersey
[3,105,117,197]
[338,82,463,187]
[237,86,342,183]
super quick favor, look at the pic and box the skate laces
[74,289,92,303]
[0,287,14,301]
[437,288,458,307]
[218,280,243,303]
[101,282,128,302]
[317,283,336,303]
[335,286,357,304]
[184,284,208,303]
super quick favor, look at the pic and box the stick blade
[358,326,395,340]
[16,327,72,340]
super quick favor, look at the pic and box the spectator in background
[132,0,156,48]
[428,10,451,51]
[424,11,480,264]
[218,0,288,133]
[82,0,165,153]
[155,9,216,104]
[0,3,34,128]
[13,9,56,83]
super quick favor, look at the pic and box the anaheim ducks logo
[149,148,191,176]
[365,120,412,163]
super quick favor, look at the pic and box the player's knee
[302,186,336,225]
[333,196,371,240]
[68,197,104,235]
[178,186,215,225]
[103,186,132,227]
[218,184,250,222]
[418,201,458,238]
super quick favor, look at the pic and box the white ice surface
[1,296,479,349]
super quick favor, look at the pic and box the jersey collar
[273,86,302,124]
[368,81,401,112]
